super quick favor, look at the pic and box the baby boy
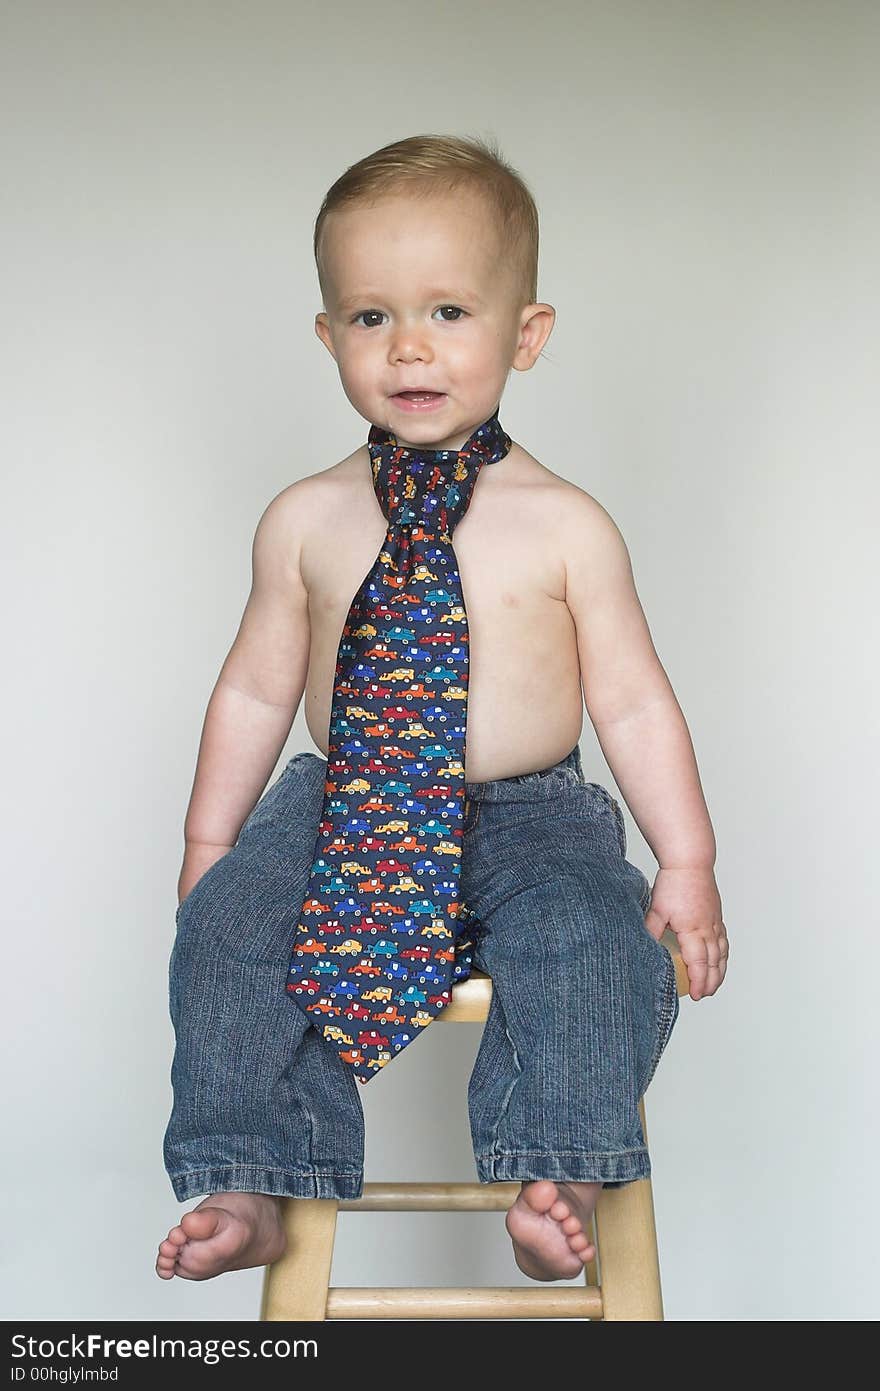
[156,133,728,1288]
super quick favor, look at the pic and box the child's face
[315,190,552,450]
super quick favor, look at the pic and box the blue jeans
[163,743,679,1201]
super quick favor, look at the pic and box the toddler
[156,133,728,1286]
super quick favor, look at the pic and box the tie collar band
[367,406,512,470]
[368,408,512,533]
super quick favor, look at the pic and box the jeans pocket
[174,760,307,926]
[571,781,627,856]
[639,942,679,1096]
[175,849,232,926]
[597,787,627,856]
[175,883,199,927]
[627,861,652,916]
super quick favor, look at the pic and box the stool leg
[260,1198,339,1321]
[592,1098,664,1321]
[583,1211,599,1290]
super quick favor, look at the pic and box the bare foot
[156,1192,287,1281]
[505,1179,601,1281]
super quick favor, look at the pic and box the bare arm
[179,485,312,897]
[563,493,716,869]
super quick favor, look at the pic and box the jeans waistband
[464,743,584,802]
[295,744,585,805]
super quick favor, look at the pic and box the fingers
[683,921,729,1000]
[689,960,721,1000]
[642,905,666,943]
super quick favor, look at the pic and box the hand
[178,841,235,906]
[643,865,729,1001]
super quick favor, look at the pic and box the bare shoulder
[260,447,365,526]
[556,482,634,602]
[504,443,625,557]
[501,441,594,502]
[534,452,666,727]
[217,451,366,707]
[252,447,367,581]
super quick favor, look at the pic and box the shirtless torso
[296,441,585,783]
[186,434,661,890]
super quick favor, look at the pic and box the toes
[180,1208,222,1239]
[156,1251,178,1279]
[560,1214,582,1235]
[158,1239,181,1258]
[518,1180,558,1215]
[549,1199,570,1221]
[569,1239,596,1264]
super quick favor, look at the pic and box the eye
[350,305,468,328]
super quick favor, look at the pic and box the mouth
[390,391,447,412]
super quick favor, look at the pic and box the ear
[315,313,337,360]
[511,303,556,372]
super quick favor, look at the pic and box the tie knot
[368,409,512,536]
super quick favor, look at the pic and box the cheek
[471,322,506,355]
[446,329,493,367]
[336,343,376,390]
[349,333,385,365]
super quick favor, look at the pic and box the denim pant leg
[461,748,680,1189]
[163,753,366,1201]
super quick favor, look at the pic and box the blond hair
[314,132,539,309]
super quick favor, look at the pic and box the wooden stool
[261,931,688,1322]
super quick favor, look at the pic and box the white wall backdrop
[3,0,877,1321]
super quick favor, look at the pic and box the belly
[302,544,584,782]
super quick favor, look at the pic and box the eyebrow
[336,288,486,311]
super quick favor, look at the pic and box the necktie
[285,406,512,1084]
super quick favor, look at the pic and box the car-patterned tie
[285,406,512,1083]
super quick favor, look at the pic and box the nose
[388,321,434,364]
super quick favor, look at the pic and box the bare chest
[300,460,568,649]
[297,453,585,778]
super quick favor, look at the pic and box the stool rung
[338,1181,519,1211]
[326,1285,602,1320]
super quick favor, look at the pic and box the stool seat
[261,930,686,1322]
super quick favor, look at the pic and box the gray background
[3,0,876,1321]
